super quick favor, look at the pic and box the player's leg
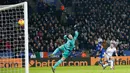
[110,58,114,70]
[98,57,104,67]
[51,57,66,73]
[98,51,106,67]
[110,60,114,70]
[51,49,70,73]
[103,55,110,69]
[52,48,60,55]
[98,52,105,67]
[50,45,64,57]
[103,60,110,68]
[52,50,69,69]
[53,57,66,69]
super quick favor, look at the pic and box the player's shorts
[59,45,64,50]
[99,49,105,58]
[104,54,112,62]
[58,45,71,58]
[99,54,104,58]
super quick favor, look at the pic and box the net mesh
[0,3,26,73]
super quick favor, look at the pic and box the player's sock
[52,48,60,55]
[110,60,114,69]
[99,60,103,67]
[51,66,55,73]
[103,63,109,67]
[53,59,63,69]
[103,63,109,70]
[103,60,111,67]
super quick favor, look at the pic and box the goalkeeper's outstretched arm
[74,31,79,40]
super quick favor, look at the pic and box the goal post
[24,2,29,73]
[0,2,29,73]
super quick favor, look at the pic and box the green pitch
[1,65,130,73]
[30,65,130,73]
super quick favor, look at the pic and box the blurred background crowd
[0,0,130,58]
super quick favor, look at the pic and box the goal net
[0,2,29,73]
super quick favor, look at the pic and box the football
[18,19,24,26]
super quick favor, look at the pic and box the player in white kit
[103,41,118,70]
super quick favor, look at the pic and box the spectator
[30,53,36,58]
[118,45,124,56]
[81,51,87,58]
[71,51,77,57]
[5,41,11,51]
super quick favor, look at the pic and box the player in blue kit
[50,30,79,73]
[95,38,105,66]
[98,45,106,66]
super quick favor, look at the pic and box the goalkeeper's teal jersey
[63,31,79,51]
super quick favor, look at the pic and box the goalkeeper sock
[52,48,60,55]
[53,59,63,69]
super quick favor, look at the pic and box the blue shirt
[96,42,102,51]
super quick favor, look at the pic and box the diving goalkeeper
[50,30,79,73]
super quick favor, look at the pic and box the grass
[1,65,130,73]
[30,65,130,73]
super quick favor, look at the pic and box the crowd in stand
[28,0,130,55]
[72,0,130,56]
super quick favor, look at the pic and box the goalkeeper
[50,29,79,73]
